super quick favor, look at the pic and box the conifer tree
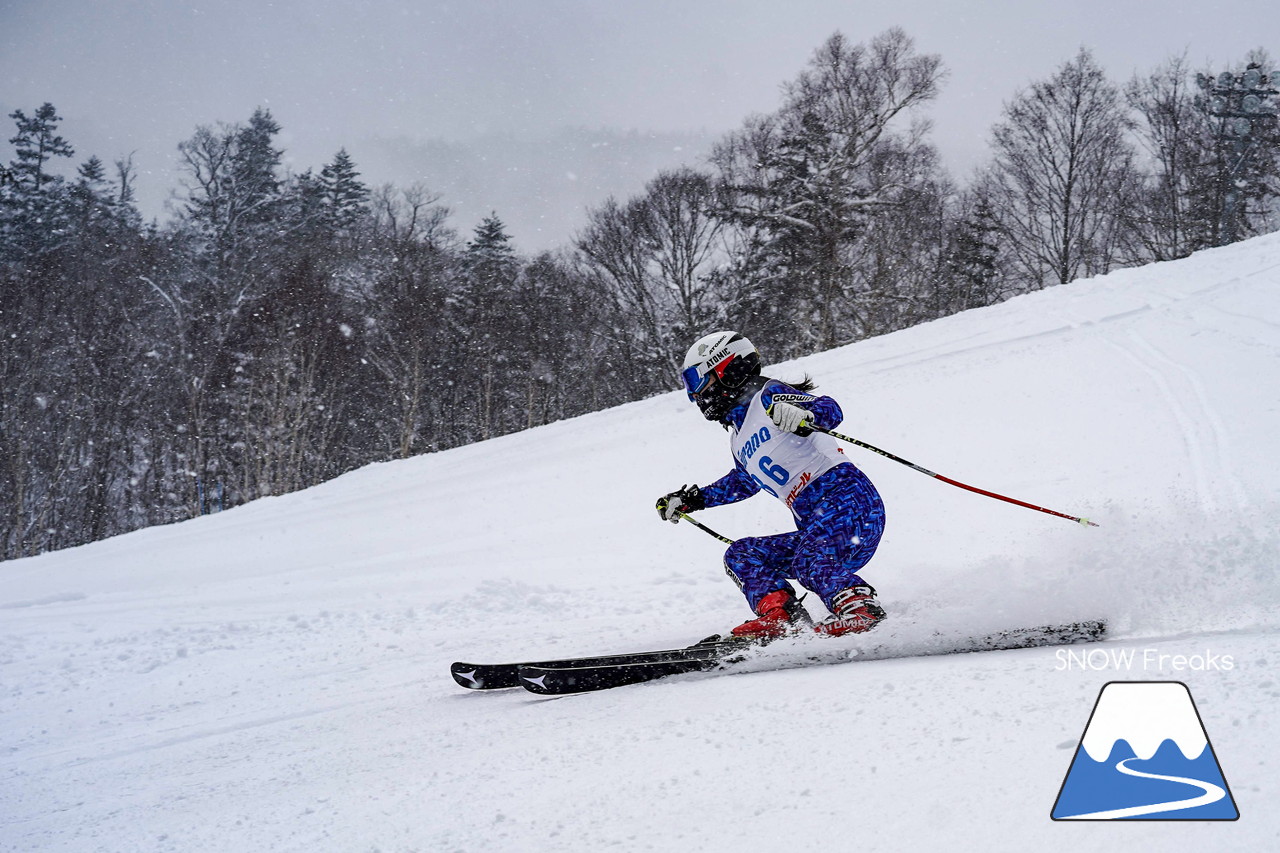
[232,107,283,227]
[7,103,74,194]
[2,103,76,259]
[939,192,1003,313]
[319,148,369,231]
[466,213,517,280]
[463,214,519,437]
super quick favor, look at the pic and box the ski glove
[768,401,814,435]
[656,484,705,523]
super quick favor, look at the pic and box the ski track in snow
[1131,332,1249,511]
[1105,332,1225,515]
[3,236,1280,850]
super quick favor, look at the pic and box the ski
[518,650,731,695]
[518,619,1107,695]
[450,636,753,690]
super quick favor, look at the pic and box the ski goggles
[680,356,732,399]
[681,364,715,399]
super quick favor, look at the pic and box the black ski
[518,651,728,694]
[518,619,1107,695]
[450,636,753,690]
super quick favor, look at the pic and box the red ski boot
[814,585,886,637]
[731,588,813,640]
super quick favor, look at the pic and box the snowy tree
[161,108,292,513]
[318,148,370,232]
[0,104,168,556]
[224,252,366,499]
[576,168,726,390]
[505,253,600,428]
[988,49,1140,288]
[358,186,462,456]
[230,107,284,228]
[6,102,74,194]
[712,29,945,352]
[2,103,76,260]
[176,107,284,278]
[1124,54,1209,261]
[637,168,726,343]
[67,156,118,236]
[462,214,520,438]
[465,213,517,287]
[936,186,1007,314]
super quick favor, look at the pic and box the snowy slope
[4,235,1280,851]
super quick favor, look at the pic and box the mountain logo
[1052,681,1239,821]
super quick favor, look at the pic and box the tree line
[2,29,1276,559]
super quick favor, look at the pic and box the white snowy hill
[5,235,1280,850]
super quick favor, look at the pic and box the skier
[656,331,887,640]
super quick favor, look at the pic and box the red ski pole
[810,426,1099,528]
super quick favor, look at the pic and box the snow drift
[4,234,1280,850]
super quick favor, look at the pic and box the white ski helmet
[681,331,762,421]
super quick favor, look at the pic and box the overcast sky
[1,0,1271,249]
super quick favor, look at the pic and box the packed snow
[4,234,1280,851]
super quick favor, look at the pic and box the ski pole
[675,511,736,544]
[808,425,1099,528]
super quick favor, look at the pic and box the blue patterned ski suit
[700,380,886,613]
